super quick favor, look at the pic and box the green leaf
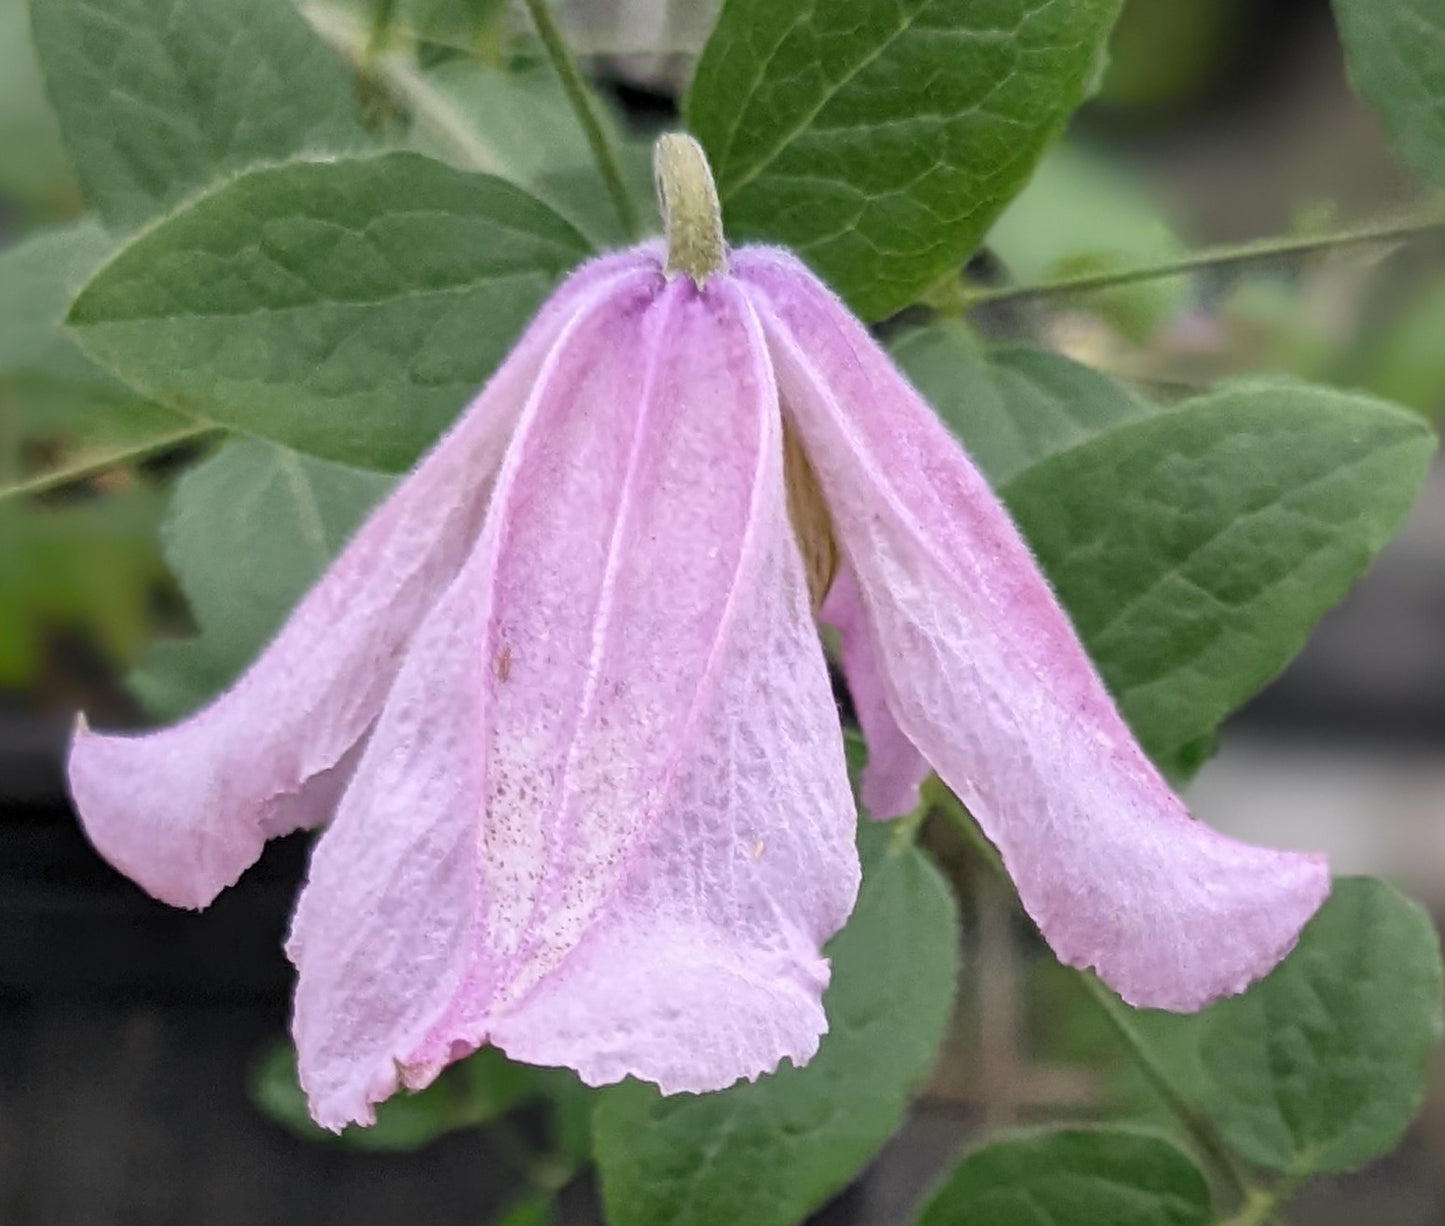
[415,62,656,249]
[250,1042,541,1152]
[592,820,958,1226]
[30,0,366,230]
[685,0,1125,319]
[911,1128,1212,1226]
[130,438,391,719]
[890,323,1155,487]
[1001,380,1435,778]
[0,220,125,385]
[1193,877,1444,1174]
[66,152,592,470]
[1334,0,1445,185]
[0,0,75,216]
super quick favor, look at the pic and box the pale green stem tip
[654,133,726,286]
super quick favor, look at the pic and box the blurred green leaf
[251,1042,541,1151]
[0,220,116,385]
[891,322,1156,486]
[415,61,655,248]
[911,1128,1212,1226]
[0,489,165,688]
[685,0,1124,319]
[130,438,392,719]
[1334,0,1445,185]
[0,0,76,216]
[67,152,591,470]
[593,819,958,1226]
[985,143,1191,337]
[1003,380,1435,778]
[1193,877,1444,1174]
[30,0,367,230]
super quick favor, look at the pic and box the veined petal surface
[820,567,929,819]
[289,269,858,1129]
[738,247,1329,1012]
[67,251,654,910]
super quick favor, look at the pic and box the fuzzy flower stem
[521,0,639,241]
[654,133,726,286]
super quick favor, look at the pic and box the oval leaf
[1334,0,1445,185]
[1196,877,1444,1174]
[685,0,1124,319]
[912,1129,1212,1226]
[1001,380,1435,779]
[593,820,958,1226]
[891,324,1156,487]
[66,152,592,471]
[30,0,366,230]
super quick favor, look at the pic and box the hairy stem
[964,210,1445,306]
[0,423,220,502]
[1077,973,1252,1207]
[520,0,639,240]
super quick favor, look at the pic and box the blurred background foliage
[3,0,1445,1223]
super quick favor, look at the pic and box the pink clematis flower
[68,136,1329,1130]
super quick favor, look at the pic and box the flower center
[654,133,726,286]
[782,417,839,610]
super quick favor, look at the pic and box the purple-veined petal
[67,251,656,911]
[820,566,929,819]
[738,247,1329,1012]
[288,271,858,1129]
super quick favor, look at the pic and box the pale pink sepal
[819,567,930,819]
[738,248,1330,1012]
[288,275,858,1129]
[66,251,656,910]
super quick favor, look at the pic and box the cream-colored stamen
[653,133,726,286]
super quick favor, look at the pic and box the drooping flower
[68,135,1329,1130]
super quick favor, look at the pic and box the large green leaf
[30,0,365,230]
[685,0,1124,319]
[593,820,958,1226]
[129,438,391,719]
[911,1129,1212,1226]
[66,152,591,471]
[1193,877,1444,1175]
[1002,380,1435,778]
[890,322,1155,486]
[1334,0,1445,185]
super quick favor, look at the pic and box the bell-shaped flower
[68,135,1329,1131]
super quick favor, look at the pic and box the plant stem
[930,786,1254,1208]
[964,211,1445,307]
[0,423,220,502]
[520,0,639,241]
[1078,973,1251,1207]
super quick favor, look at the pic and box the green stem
[1078,973,1252,1207]
[520,0,639,241]
[0,423,220,502]
[1217,1174,1304,1226]
[930,787,1254,1208]
[964,211,1445,307]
